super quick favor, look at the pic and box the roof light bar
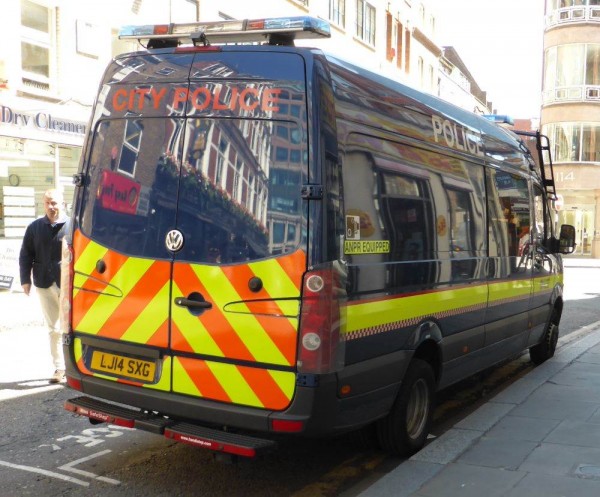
[119,16,331,46]
[483,114,515,126]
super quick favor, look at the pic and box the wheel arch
[410,319,443,385]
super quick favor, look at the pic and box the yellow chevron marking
[75,257,154,334]
[207,361,262,407]
[172,357,201,396]
[268,369,296,399]
[248,258,301,318]
[192,265,288,365]
[171,282,224,357]
[143,357,172,391]
[121,281,171,343]
[72,241,109,298]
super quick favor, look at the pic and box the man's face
[44,193,63,222]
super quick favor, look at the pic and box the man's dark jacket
[19,215,69,289]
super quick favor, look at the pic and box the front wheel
[376,359,435,457]
[529,309,560,365]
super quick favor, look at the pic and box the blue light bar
[118,16,331,44]
[483,115,515,126]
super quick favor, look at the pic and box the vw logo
[165,229,184,252]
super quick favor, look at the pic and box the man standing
[19,189,69,383]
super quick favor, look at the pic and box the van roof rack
[119,16,331,48]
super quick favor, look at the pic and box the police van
[61,16,576,458]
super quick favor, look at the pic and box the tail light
[59,237,74,335]
[297,262,346,374]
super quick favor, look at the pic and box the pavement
[1,258,600,496]
[360,257,600,497]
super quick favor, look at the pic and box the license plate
[90,350,156,382]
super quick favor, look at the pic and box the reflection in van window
[80,118,307,262]
[487,170,531,273]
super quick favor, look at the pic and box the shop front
[0,98,87,290]
[553,164,600,258]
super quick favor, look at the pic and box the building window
[20,0,53,92]
[356,1,376,46]
[386,12,393,61]
[396,21,404,69]
[545,0,600,26]
[329,0,345,28]
[543,44,600,102]
[543,122,600,163]
[118,120,142,176]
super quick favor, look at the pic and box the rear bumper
[64,345,411,437]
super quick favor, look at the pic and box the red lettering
[172,88,189,110]
[190,87,211,111]
[150,87,167,109]
[229,87,240,111]
[263,88,281,112]
[239,88,259,111]
[212,86,229,111]
[113,89,128,111]
[136,88,151,110]
[128,90,135,111]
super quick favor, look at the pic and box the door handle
[174,297,213,310]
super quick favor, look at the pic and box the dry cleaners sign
[1,104,86,136]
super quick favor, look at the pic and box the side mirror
[558,224,576,254]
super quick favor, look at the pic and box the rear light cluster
[297,263,346,374]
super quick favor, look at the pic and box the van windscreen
[79,116,307,263]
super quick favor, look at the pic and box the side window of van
[487,170,530,275]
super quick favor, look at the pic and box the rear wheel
[529,309,560,365]
[376,359,435,457]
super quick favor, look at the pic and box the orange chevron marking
[96,260,170,343]
[145,318,169,348]
[238,367,291,410]
[219,263,297,366]
[173,263,254,361]
[275,249,305,292]
[178,357,231,403]
[170,321,194,353]
[72,236,130,331]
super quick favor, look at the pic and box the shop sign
[1,104,86,137]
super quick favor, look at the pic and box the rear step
[65,396,277,457]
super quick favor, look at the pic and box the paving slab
[411,463,526,497]
[544,419,600,448]
[486,415,560,442]
[505,472,600,497]
[457,436,538,470]
[519,442,600,477]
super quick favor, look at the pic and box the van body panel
[63,37,565,454]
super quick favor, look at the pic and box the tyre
[529,310,560,365]
[376,359,435,457]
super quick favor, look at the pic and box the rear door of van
[71,49,309,412]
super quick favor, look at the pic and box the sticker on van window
[344,240,390,255]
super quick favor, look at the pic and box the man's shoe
[50,369,66,384]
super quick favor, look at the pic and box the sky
[431,0,545,119]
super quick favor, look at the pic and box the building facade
[541,0,600,257]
